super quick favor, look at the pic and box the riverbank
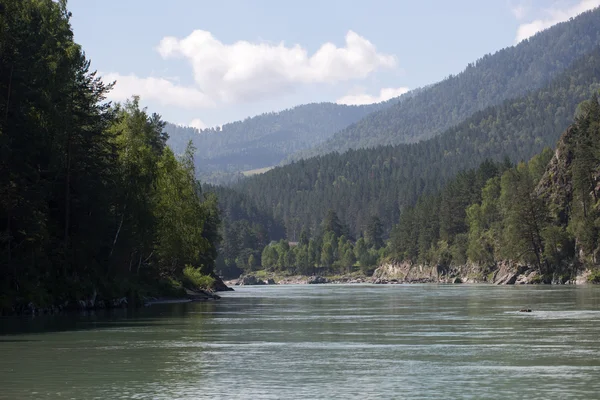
[225,271,370,286]
[227,262,599,286]
[2,276,232,317]
[371,261,596,285]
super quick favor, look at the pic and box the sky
[67,0,600,129]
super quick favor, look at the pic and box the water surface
[2,284,600,399]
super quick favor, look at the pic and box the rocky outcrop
[238,275,266,286]
[371,261,442,284]
[212,275,234,291]
[307,275,328,284]
[370,260,580,285]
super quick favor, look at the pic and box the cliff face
[535,125,576,225]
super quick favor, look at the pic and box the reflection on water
[1,284,600,399]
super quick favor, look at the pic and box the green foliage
[386,95,600,278]
[587,269,600,283]
[234,47,600,242]
[182,266,216,290]
[299,7,600,158]
[0,1,221,310]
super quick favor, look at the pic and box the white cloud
[336,87,410,105]
[103,73,214,109]
[515,0,600,43]
[189,118,206,130]
[156,30,397,103]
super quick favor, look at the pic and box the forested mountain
[388,96,600,281]
[0,0,222,313]
[229,97,600,280]
[165,99,400,177]
[295,7,600,159]
[232,48,600,242]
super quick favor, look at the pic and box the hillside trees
[0,0,221,310]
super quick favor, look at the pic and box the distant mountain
[294,7,600,160]
[165,98,404,177]
[233,47,600,239]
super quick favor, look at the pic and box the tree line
[389,96,600,280]
[225,96,600,280]
[0,0,221,311]
[231,47,600,243]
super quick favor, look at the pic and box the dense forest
[4,1,600,294]
[389,97,600,281]
[0,0,222,312]
[230,48,600,243]
[295,7,600,159]
[203,185,286,278]
[230,97,600,280]
[165,99,400,180]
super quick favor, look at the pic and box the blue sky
[68,0,600,128]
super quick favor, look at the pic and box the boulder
[264,278,276,285]
[495,272,518,285]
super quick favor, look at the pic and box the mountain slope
[294,7,600,160]
[234,48,600,239]
[165,99,401,176]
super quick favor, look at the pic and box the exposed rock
[371,259,553,285]
[576,269,592,284]
[277,276,309,284]
[212,275,234,291]
[371,262,438,283]
[307,275,328,284]
[516,270,538,284]
[264,278,276,285]
[238,275,266,286]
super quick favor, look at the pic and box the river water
[1,284,600,399]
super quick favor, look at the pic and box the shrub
[587,269,600,283]
[183,265,216,289]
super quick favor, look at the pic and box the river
[1,284,600,399]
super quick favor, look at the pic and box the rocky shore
[371,261,590,285]
[226,272,370,286]
[227,261,594,287]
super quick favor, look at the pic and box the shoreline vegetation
[0,1,226,316]
[220,96,600,290]
[4,2,600,317]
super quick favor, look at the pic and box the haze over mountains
[166,7,600,182]
[165,96,413,181]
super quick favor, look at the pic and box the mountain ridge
[292,6,600,160]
